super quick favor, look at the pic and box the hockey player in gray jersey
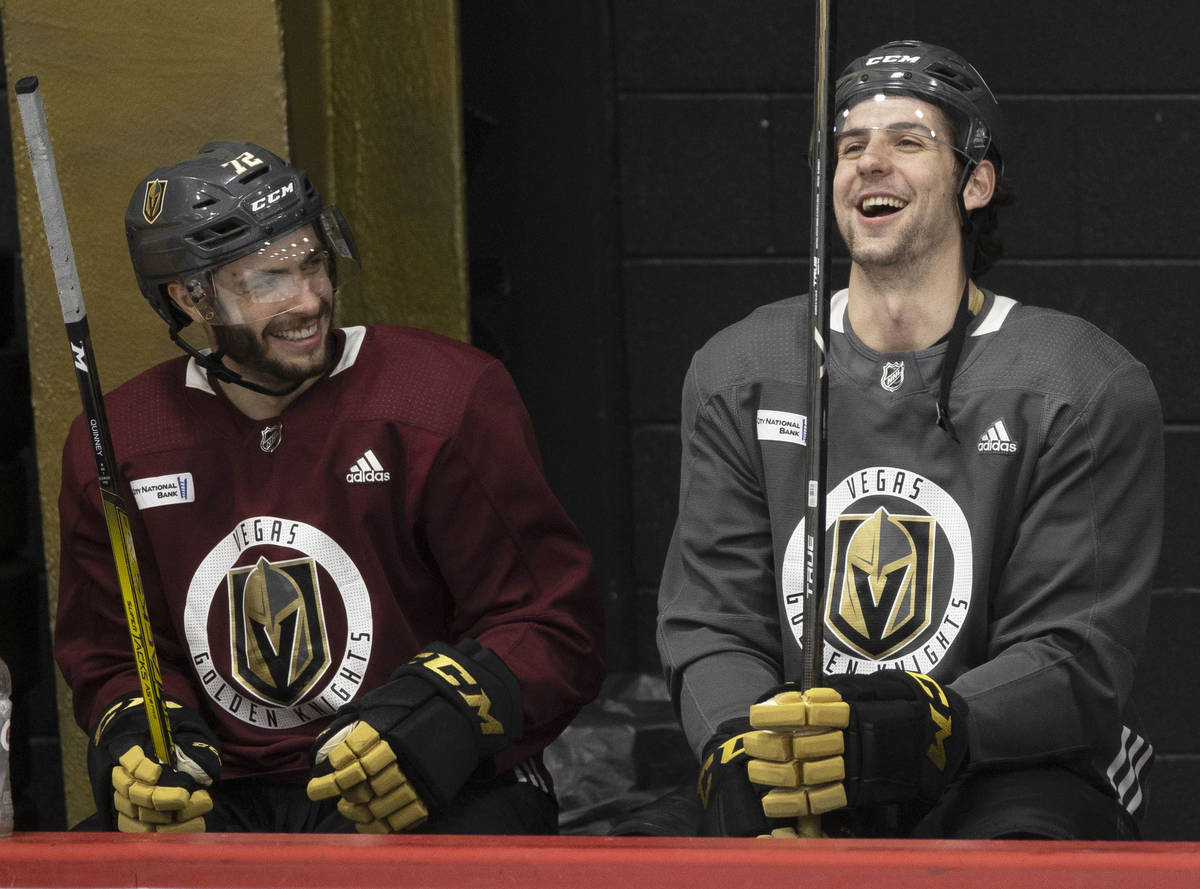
[658,40,1163,839]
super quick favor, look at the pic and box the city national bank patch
[756,409,808,445]
[131,472,195,510]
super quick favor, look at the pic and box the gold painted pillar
[282,0,468,338]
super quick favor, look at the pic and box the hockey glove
[87,695,221,833]
[745,687,850,820]
[696,717,783,837]
[306,638,522,833]
[746,671,968,818]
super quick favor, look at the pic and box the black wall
[462,1,1200,840]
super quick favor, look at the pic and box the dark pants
[908,765,1141,840]
[613,765,1141,840]
[815,765,1140,840]
[77,773,559,834]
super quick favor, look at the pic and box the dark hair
[943,111,1015,277]
[969,168,1015,277]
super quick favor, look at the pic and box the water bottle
[0,657,12,837]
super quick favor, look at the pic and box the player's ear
[166,279,215,324]
[963,159,996,212]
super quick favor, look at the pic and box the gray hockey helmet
[833,40,1004,173]
[125,141,352,330]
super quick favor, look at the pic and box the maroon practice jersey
[57,326,604,784]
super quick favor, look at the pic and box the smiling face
[178,223,336,389]
[832,95,966,273]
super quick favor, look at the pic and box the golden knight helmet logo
[827,507,934,658]
[142,179,168,224]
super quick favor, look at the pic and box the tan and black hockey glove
[306,638,522,833]
[746,671,968,823]
[87,695,222,832]
[696,717,787,837]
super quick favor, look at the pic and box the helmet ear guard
[315,205,361,291]
[183,278,216,321]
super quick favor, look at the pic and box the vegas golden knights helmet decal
[826,507,934,658]
[142,179,167,224]
[228,555,329,705]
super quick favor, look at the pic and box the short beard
[213,303,333,388]
[838,187,962,272]
[844,229,919,269]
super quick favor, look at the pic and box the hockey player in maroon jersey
[56,141,603,833]
[658,41,1163,839]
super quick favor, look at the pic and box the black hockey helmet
[125,141,356,331]
[833,40,1004,173]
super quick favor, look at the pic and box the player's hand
[307,638,522,833]
[745,687,851,820]
[747,671,968,819]
[307,721,428,832]
[87,695,221,832]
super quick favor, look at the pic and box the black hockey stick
[15,76,176,767]
[803,0,835,692]
[797,0,836,838]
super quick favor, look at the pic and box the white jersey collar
[829,288,1015,338]
[184,325,367,392]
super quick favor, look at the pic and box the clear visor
[184,207,360,326]
[833,92,967,164]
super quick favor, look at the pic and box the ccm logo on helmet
[866,54,921,65]
[250,182,296,214]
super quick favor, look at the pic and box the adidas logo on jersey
[346,449,391,483]
[977,419,1019,454]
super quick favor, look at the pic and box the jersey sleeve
[949,359,1164,770]
[417,359,604,771]
[54,415,200,734]
[657,357,784,758]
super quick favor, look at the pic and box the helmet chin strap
[934,175,981,442]
[168,327,305,398]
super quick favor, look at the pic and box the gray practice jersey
[658,288,1163,816]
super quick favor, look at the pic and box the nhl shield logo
[880,361,904,392]
[142,179,168,224]
[260,424,283,453]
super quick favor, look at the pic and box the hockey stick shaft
[15,76,175,767]
[797,0,835,839]
[803,0,834,693]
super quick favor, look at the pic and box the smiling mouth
[860,195,908,218]
[273,320,320,341]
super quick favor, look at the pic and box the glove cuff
[697,717,775,837]
[828,670,969,807]
[388,639,523,757]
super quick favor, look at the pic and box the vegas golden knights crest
[142,179,168,224]
[228,555,329,705]
[826,507,933,658]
